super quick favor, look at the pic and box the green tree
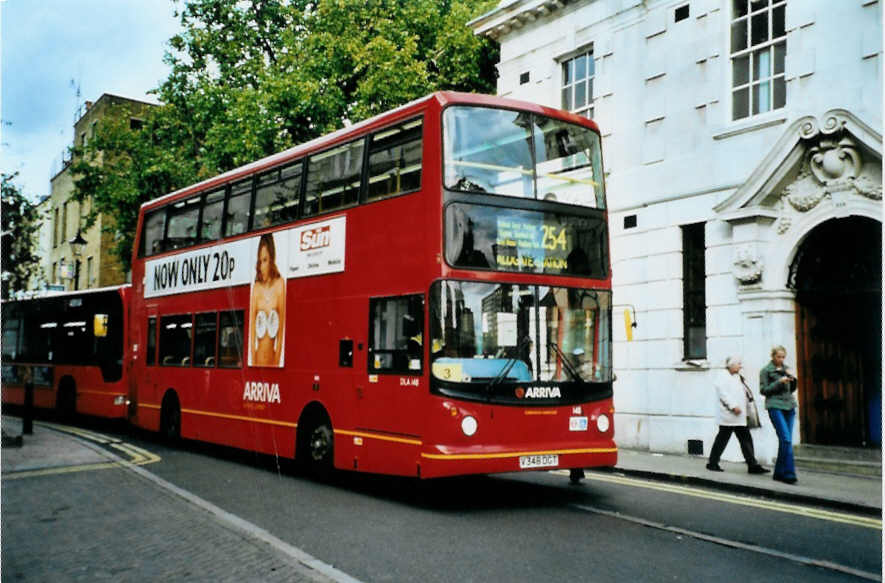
[1,172,41,298]
[73,0,499,268]
[70,104,200,272]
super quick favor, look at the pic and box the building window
[61,203,68,242]
[682,223,706,360]
[675,4,690,22]
[730,0,786,121]
[130,118,144,131]
[86,256,94,288]
[53,208,59,247]
[520,71,530,85]
[561,48,594,118]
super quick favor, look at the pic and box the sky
[1,0,183,201]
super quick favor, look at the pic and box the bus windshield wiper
[484,334,532,397]
[549,341,582,382]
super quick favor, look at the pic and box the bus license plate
[569,416,588,431]
[519,454,558,469]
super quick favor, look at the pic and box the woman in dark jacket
[760,345,799,484]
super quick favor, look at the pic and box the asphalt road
[109,427,880,583]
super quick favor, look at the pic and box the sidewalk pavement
[605,448,882,515]
[1,416,340,583]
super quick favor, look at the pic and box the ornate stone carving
[779,114,881,215]
[775,215,792,235]
[784,168,825,212]
[733,245,763,285]
[854,173,883,201]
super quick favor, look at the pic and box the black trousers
[708,425,758,467]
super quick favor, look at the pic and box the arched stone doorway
[790,216,882,446]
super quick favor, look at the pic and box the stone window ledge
[674,359,711,371]
[713,114,787,141]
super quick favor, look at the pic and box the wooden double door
[793,217,881,447]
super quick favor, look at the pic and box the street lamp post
[68,230,87,291]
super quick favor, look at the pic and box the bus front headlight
[461,416,478,437]
[596,414,610,433]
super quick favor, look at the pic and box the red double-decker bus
[1,285,132,419]
[129,92,615,478]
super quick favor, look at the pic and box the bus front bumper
[417,440,617,479]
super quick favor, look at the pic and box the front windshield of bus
[443,106,605,209]
[429,281,612,402]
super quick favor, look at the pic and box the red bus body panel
[128,92,615,477]
[1,285,131,419]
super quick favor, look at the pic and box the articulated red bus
[129,92,615,478]
[1,285,132,419]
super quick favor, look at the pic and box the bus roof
[140,91,601,211]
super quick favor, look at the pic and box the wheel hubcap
[310,426,330,461]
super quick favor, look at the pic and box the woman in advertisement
[249,233,286,367]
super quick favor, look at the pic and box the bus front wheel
[56,379,76,421]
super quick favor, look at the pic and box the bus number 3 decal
[212,251,236,282]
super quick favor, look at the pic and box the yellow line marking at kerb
[562,470,881,530]
[3,463,122,480]
[1,423,161,481]
[44,423,119,445]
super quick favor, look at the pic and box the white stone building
[471,0,882,462]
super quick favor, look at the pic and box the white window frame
[559,46,595,118]
[729,0,787,121]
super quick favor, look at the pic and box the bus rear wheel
[160,392,181,442]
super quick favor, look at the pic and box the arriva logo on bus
[515,386,562,399]
[243,382,281,403]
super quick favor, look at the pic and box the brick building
[47,94,154,291]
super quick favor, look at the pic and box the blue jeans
[768,408,796,479]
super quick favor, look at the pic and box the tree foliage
[1,173,41,298]
[73,0,498,270]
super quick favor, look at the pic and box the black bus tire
[56,379,76,421]
[298,412,334,480]
[160,392,181,442]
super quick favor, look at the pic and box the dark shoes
[706,463,724,472]
[569,469,586,485]
[773,475,798,484]
[748,465,770,474]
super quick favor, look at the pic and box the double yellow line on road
[2,423,160,481]
[564,470,881,530]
